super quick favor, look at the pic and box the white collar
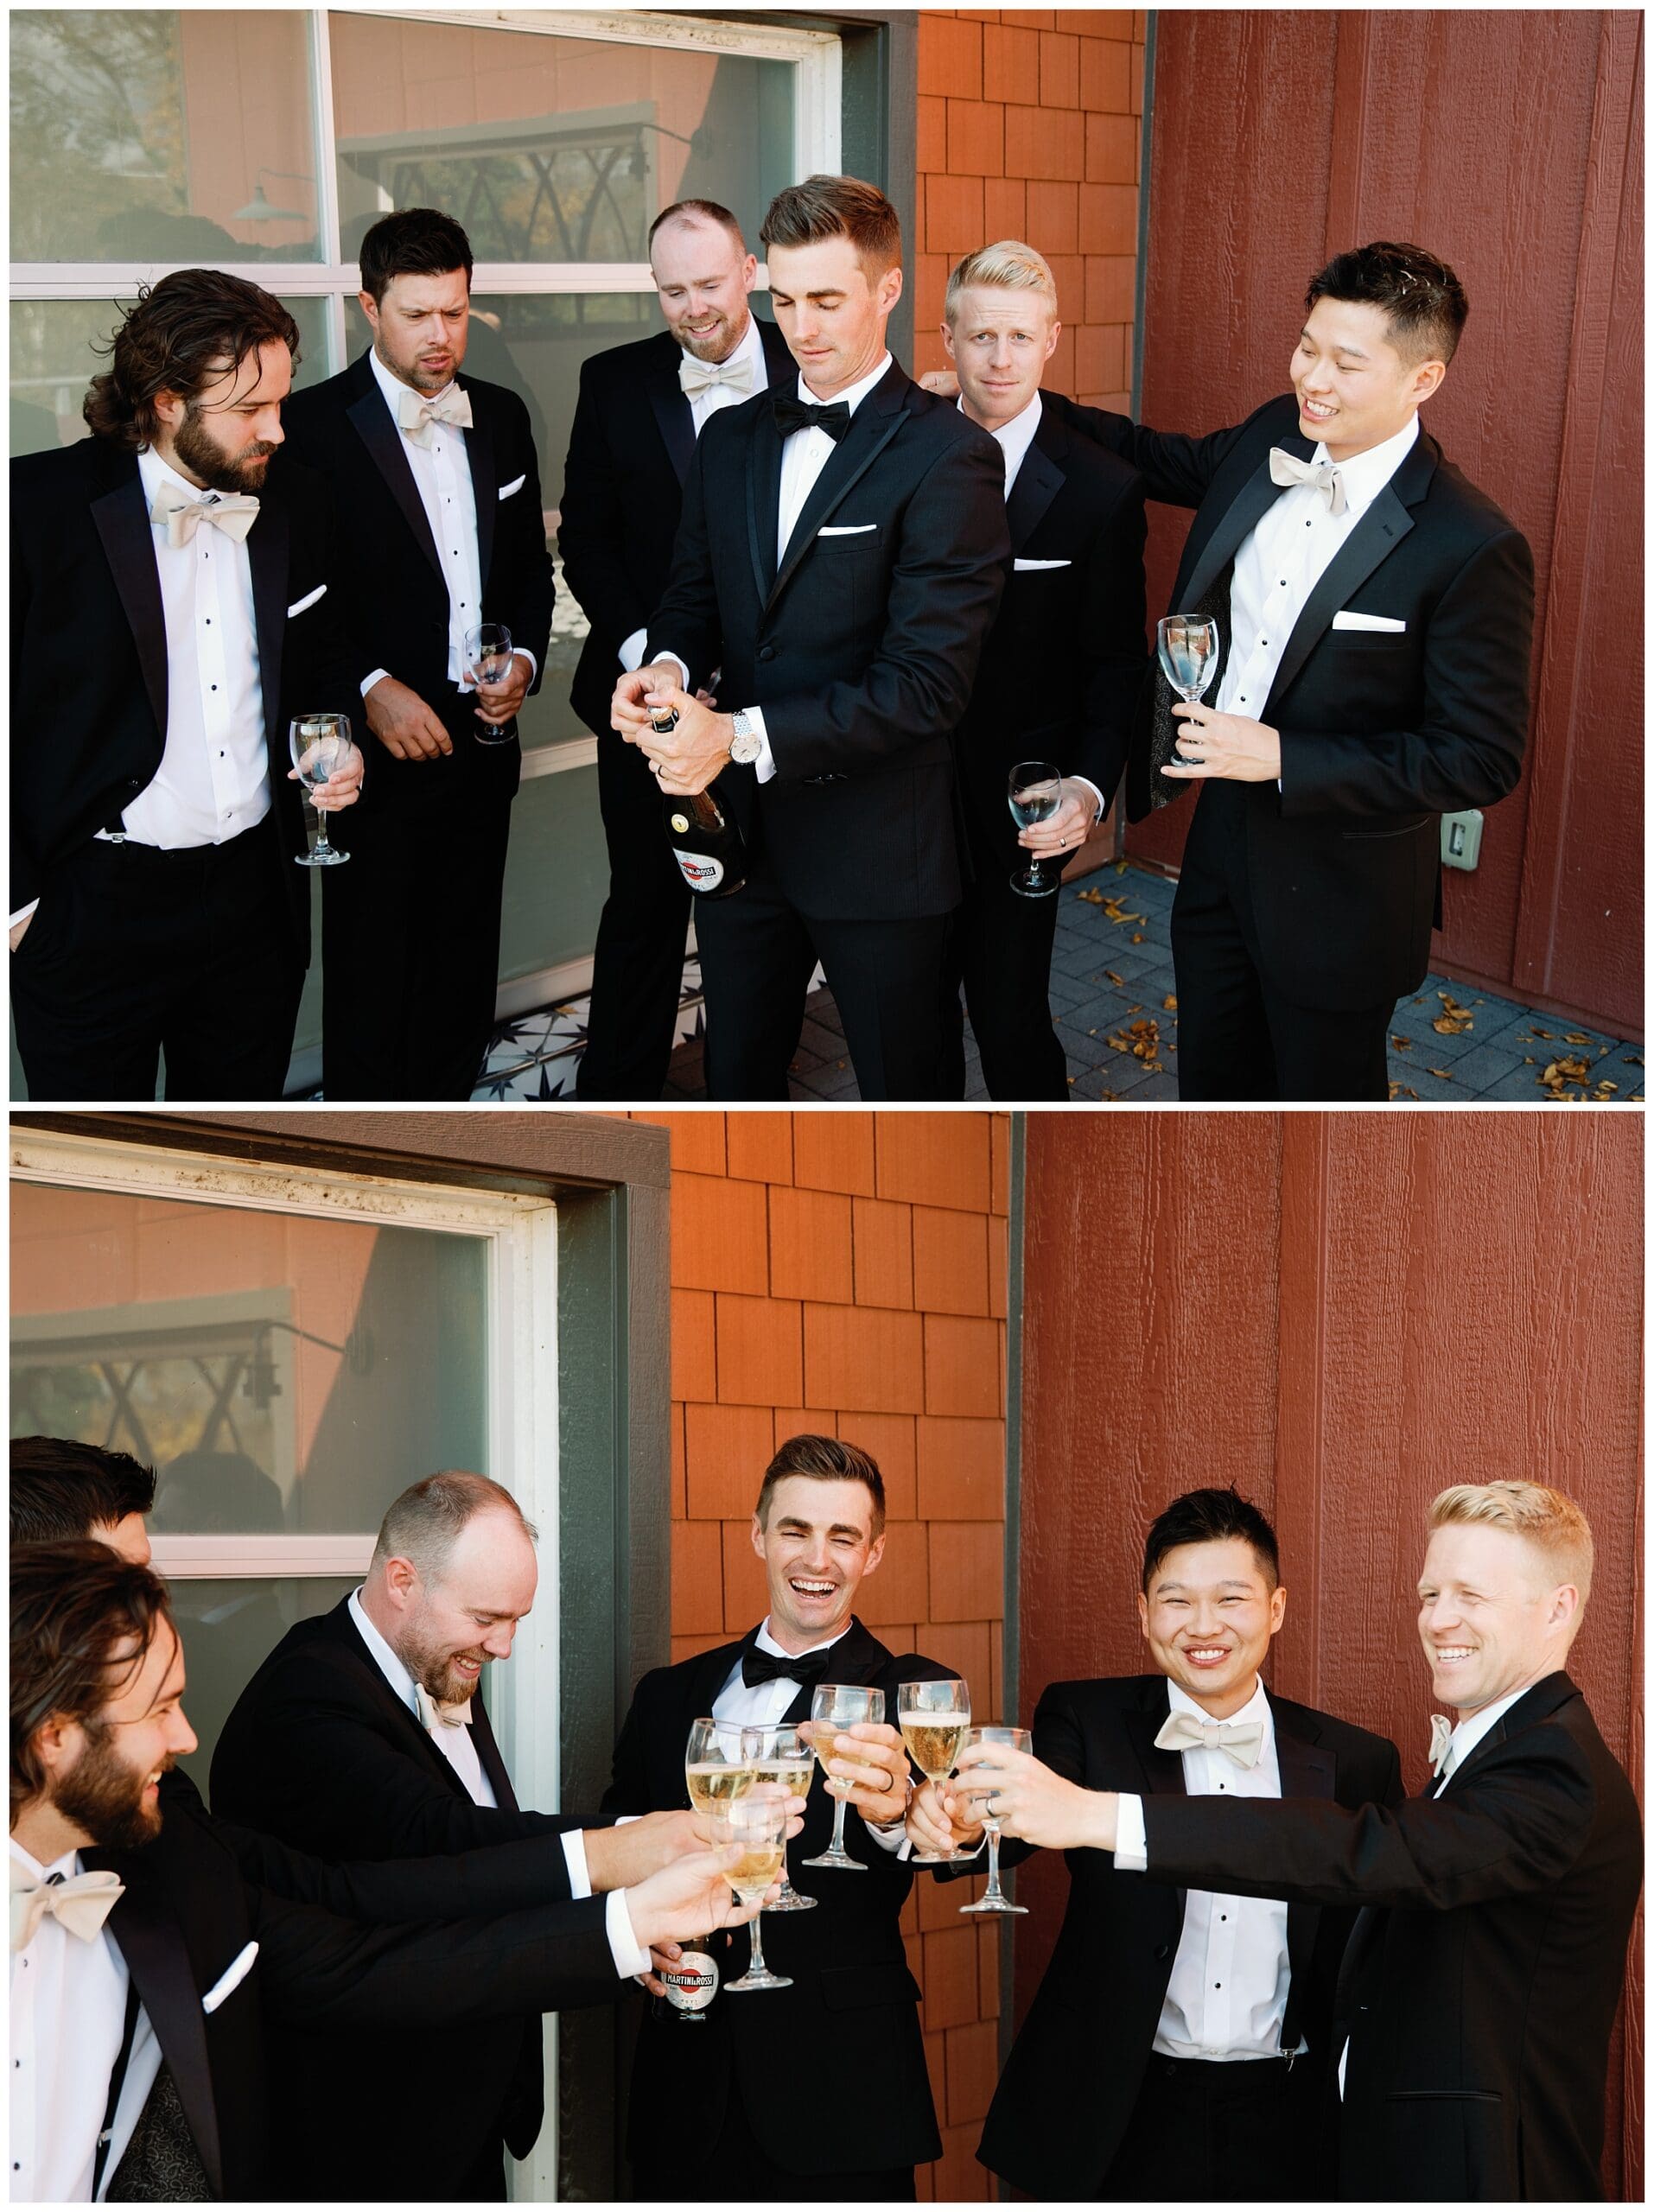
[9,1836,79,1881]
[348,1585,420,1716]
[1311,410,1419,517]
[1442,1684,1531,1776]
[1165,1673,1274,1734]
[136,443,221,507]
[368,344,459,422]
[799,350,893,415]
[753,1616,855,1662]
[959,387,1042,494]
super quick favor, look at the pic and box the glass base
[1008,866,1059,898]
[474,716,518,747]
[725,1966,792,1991]
[959,1894,1027,1915]
[296,846,350,867]
[912,1849,974,1864]
[800,1847,866,1871]
[767,1885,817,1911]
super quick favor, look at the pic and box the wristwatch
[728,708,761,766]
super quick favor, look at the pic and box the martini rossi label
[661,1953,719,2011]
[671,849,724,891]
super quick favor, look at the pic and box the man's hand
[1162,703,1282,784]
[611,661,684,738]
[474,650,532,730]
[287,739,365,813]
[583,1809,709,1892]
[805,1720,912,1826]
[907,1777,983,1858]
[639,1942,684,1999]
[10,912,35,953]
[1017,782,1097,859]
[364,674,453,760]
[631,685,735,798]
[624,1845,777,1952]
[919,370,961,399]
[952,1741,1118,1853]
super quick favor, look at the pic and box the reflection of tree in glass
[9,1364,109,1442]
[352,140,646,264]
[10,11,188,259]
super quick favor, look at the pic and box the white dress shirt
[1111,1678,1301,2061]
[10,1837,162,2202]
[1218,413,1420,722]
[345,1591,647,1977]
[359,351,536,702]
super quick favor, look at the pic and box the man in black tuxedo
[10,1543,769,2202]
[10,270,364,1103]
[278,207,555,1100]
[912,1486,1400,2199]
[1055,240,1534,1101]
[614,174,1010,1101]
[211,1471,715,2200]
[959,1482,1642,2202]
[604,1433,955,2199]
[560,198,797,1100]
[935,241,1147,1100]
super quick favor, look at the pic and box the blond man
[957,1484,1641,2202]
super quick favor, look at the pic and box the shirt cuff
[562,1830,593,1900]
[606,1889,652,1980]
[1113,1791,1148,1870]
[1069,776,1105,823]
[864,1810,912,1856]
[10,899,41,931]
[513,650,538,685]
[653,651,692,695]
[359,667,391,700]
[743,704,778,785]
[618,627,649,675]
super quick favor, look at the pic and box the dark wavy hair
[10,1435,156,1544]
[756,1433,886,1535]
[358,207,474,304]
[1142,1486,1281,1592]
[82,267,301,452]
[761,174,901,277]
[1307,240,1468,365]
[10,1541,175,1822]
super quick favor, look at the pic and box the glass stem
[983,1822,1005,1902]
[313,799,331,857]
[830,1788,850,1858]
[747,1908,767,1976]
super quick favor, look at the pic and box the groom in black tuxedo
[560,199,796,1100]
[1055,241,1534,1101]
[10,270,363,1103]
[614,174,1010,1101]
[278,207,555,1100]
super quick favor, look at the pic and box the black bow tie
[772,392,852,444]
[741,1643,835,1689]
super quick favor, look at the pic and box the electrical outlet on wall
[1441,810,1484,871]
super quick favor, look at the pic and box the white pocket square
[498,474,526,501]
[1015,557,1072,571]
[202,1941,258,2015]
[286,586,327,618]
[1332,610,1405,632]
[818,523,876,536]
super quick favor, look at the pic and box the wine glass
[957,1725,1031,1916]
[801,1684,884,1871]
[1008,761,1064,898]
[742,1724,817,1911]
[717,1789,792,1992]
[684,1717,752,1815]
[1156,615,1221,766]
[289,715,352,868]
[464,622,518,747]
[898,1680,971,1863]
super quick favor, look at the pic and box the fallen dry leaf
[1563,1033,1594,1047]
[1389,1081,1419,1100]
[1427,1067,1454,1080]
[1076,887,1105,906]
[1104,969,1123,986]
[1391,1034,1414,1051]
[1432,991,1475,1036]
[1129,931,1145,944]
[1163,995,1178,1011]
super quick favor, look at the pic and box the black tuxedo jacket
[86,1785,628,2201]
[277,352,555,816]
[644,360,1011,921]
[10,436,358,944]
[210,1596,588,2199]
[971,1674,1401,2199]
[1059,390,1535,1007]
[601,1617,953,2177]
[558,317,797,736]
[953,398,1147,860]
[1138,1672,1642,2201]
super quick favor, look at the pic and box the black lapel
[1121,1677,1188,1798]
[1270,1694,1333,2031]
[1181,434,1310,607]
[344,355,444,584]
[459,376,498,586]
[247,484,289,759]
[766,365,910,616]
[1264,485,1416,709]
[756,317,796,386]
[469,1693,517,1812]
[746,375,790,603]
[648,346,697,490]
[334,1604,480,1798]
[91,461,169,740]
[101,1874,225,2202]
[1438,1670,1578,1796]
[1005,413,1066,551]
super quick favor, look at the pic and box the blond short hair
[945,240,1059,324]
[1428,1482,1594,1615]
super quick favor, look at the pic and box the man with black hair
[908,1486,1400,2201]
[279,207,555,1100]
[10,1434,156,1560]
[1049,240,1534,1102]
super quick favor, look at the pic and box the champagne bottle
[653,708,748,899]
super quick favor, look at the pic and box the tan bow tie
[1269,446,1348,516]
[397,385,474,449]
[1428,1713,1455,1777]
[148,480,260,549]
[679,351,755,400]
[10,1862,125,1953]
[1154,1709,1266,1768]
[414,1681,473,1733]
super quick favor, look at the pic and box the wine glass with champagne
[684,1717,752,1815]
[801,1684,884,1871]
[1007,761,1065,898]
[1156,615,1221,766]
[463,622,518,746]
[716,1789,792,1992]
[898,1679,971,1862]
[288,714,352,868]
[957,1726,1032,1916]
[742,1725,817,1911]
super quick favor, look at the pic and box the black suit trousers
[1101,2052,1332,2202]
[946,831,1070,1102]
[575,729,692,1100]
[631,2063,916,2204]
[11,817,302,1102]
[1173,780,1393,1102]
[695,851,957,1102]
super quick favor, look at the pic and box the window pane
[10,296,333,457]
[10,1181,489,1530]
[329,13,796,264]
[11,11,321,264]
[170,1575,356,1796]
